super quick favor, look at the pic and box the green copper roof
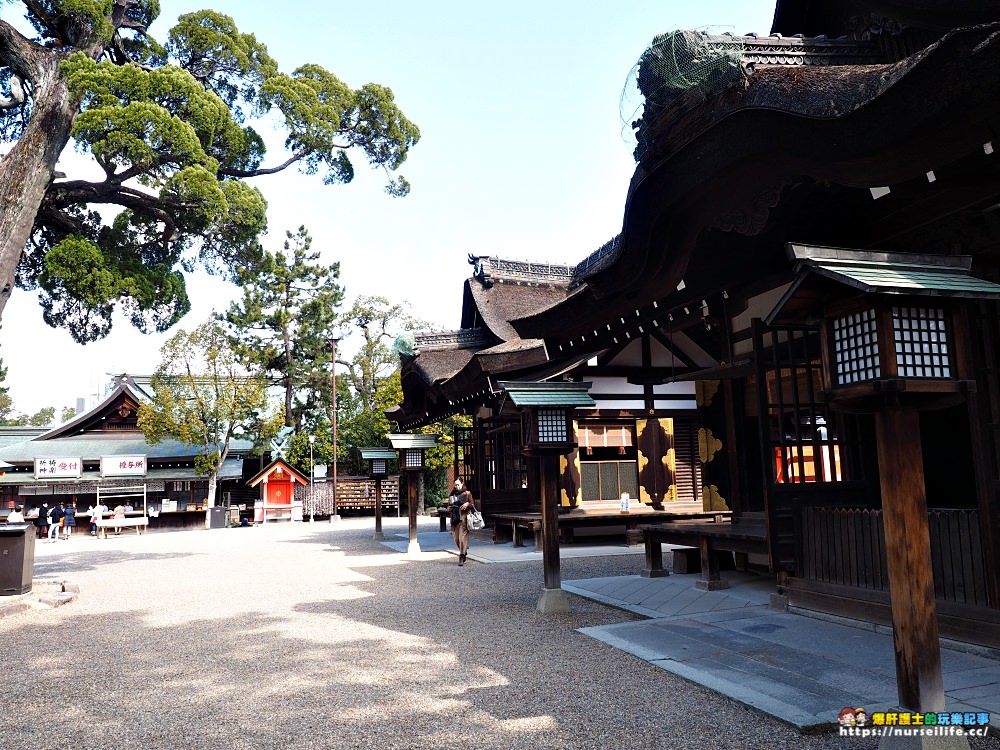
[359,447,398,460]
[0,458,244,486]
[787,244,1000,298]
[385,434,440,450]
[497,380,595,408]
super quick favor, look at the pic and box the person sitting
[113,504,126,534]
[6,505,25,523]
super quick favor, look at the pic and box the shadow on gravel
[5,530,983,750]
[32,550,204,577]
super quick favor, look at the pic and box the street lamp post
[308,434,316,523]
[329,337,341,523]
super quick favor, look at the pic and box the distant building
[0,374,250,530]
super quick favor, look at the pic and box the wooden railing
[799,507,989,606]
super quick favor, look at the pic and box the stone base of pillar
[329,515,341,523]
[407,540,422,556]
[373,531,385,541]
[537,587,570,614]
[695,579,730,591]
[878,727,970,749]
[640,569,669,579]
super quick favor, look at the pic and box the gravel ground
[1,517,997,750]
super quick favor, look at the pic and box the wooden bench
[490,513,540,548]
[641,520,768,590]
[491,508,731,548]
[434,506,451,532]
[96,517,149,539]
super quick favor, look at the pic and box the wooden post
[330,338,341,522]
[541,453,561,590]
[875,403,946,712]
[373,478,384,541]
[537,452,569,612]
[406,474,421,555]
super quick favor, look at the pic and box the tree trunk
[204,472,218,530]
[0,56,77,318]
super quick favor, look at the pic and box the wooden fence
[799,507,989,606]
[294,476,399,514]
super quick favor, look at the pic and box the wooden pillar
[373,478,384,541]
[526,455,541,510]
[967,389,1000,608]
[407,475,420,555]
[537,452,569,612]
[875,404,945,712]
[541,453,561,590]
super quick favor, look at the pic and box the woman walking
[447,479,477,566]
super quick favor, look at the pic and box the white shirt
[7,511,24,523]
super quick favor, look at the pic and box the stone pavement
[567,571,1000,736]
[378,522,645,562]
[382,520,1000,735]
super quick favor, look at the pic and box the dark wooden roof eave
[510,22,1000,347]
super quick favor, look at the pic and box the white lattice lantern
[359,447,396,479]
[498,380,595,457]
[824,299,964,402]
[831,305,954,387]
[766,245,1000,404]
[386,434,439,473]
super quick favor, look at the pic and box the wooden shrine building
[248,459,309,523]
[392,0,1000,649]
[0,374,251,530]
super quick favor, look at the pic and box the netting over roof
[624,30,748,161]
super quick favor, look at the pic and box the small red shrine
[248,460,309,523]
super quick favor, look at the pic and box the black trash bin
[0,523,36,595]
[209,506,228,529]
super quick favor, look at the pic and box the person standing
[62,501,77,539]
[447,479,477,566]
[35,502,49,539]
[89,503,104,535]
[47,503,63,542]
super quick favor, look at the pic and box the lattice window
[581,460,639,501]
[673,419,702,503]
[479,418,525,491]
[537,409,568,442]
[455,426,477,492]
[371,459,386,475]
[757,324,845,484]
[892,306,950,378]
[404,449,423,469]
[833,309,880,385]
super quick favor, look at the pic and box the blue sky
[0,1,776,414]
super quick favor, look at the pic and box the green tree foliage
[26,405,55,426]
[60,405,77,423]
[221,226,342,430]
[137,319,281,526]
[0,4,419,342]
[334,296,421,474]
